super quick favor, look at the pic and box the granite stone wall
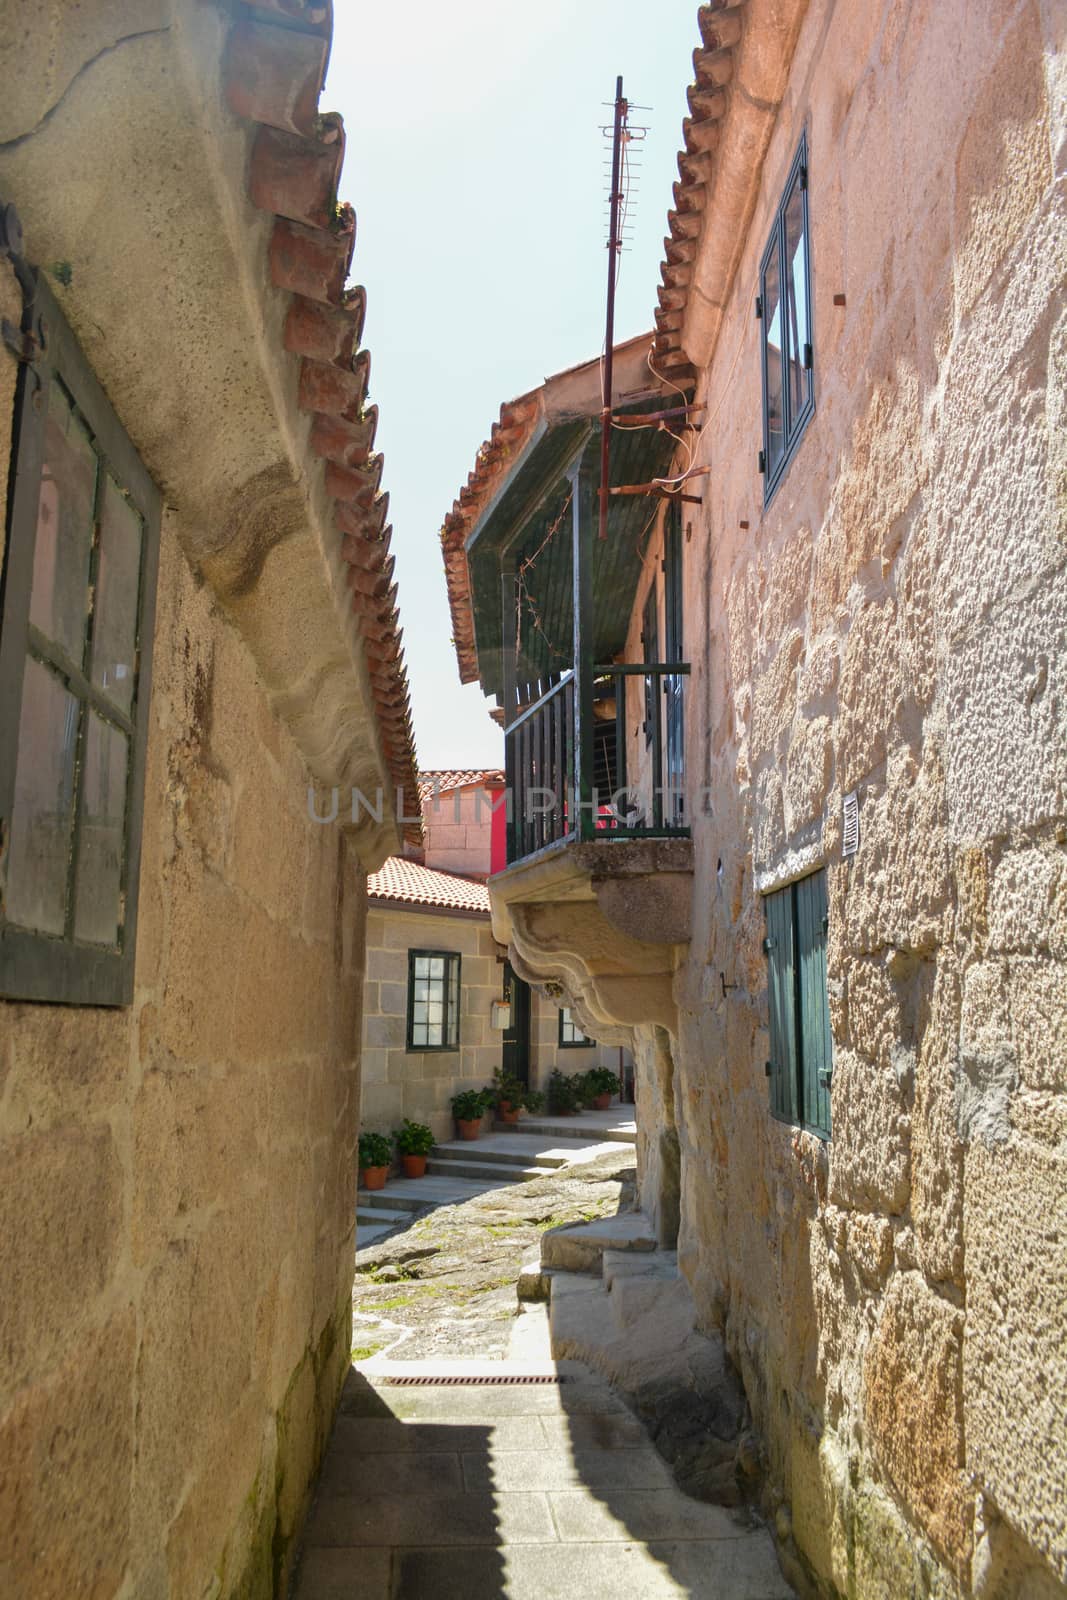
[619,1,1066,1594]
[0,520,367,1599]
[360,905,623,1143]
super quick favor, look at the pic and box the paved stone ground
[350,1145,636,1363]
[289,1125,794,1598]
[290,1357,794,1600]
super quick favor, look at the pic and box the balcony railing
[504,662,690,865]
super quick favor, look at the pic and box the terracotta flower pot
[456,1118,482,1140]
[401,1154,427,1178]
[360,1165,388,1191]
[592,1094,612,1111]
[497,1102,520,1124]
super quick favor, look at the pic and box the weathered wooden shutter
[796,869,832,1136]
[763,886,798,1122]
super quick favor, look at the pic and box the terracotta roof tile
[368,856,491,915]
[651,2,746,383]
[225,0,420,841]
[439,395,541,686]
[419,769,505,800]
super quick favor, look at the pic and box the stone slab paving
[290,1358,794,1600]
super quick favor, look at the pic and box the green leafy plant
[393,1119,435,1157]
[450,1087,491,1122]
[579,1066,620,1102]
[490,1067,545,1114]
[358,1130,392,1169]
[547,1069,583,1114]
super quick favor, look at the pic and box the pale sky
[326,2,699,769]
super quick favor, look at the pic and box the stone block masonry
[0,531,367,1598]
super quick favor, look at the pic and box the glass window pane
[73,714,128,946]
[414,956,430,979]
[429,957,444,979]
[6,657,80,934]
[412,1023,428,1047]
[426,1022,443,1046]
[412,1001,428,1023]
[426,1002,443,1024]
[783,181,810,429]
[414,978,429,1001]
[91,476,142,714]
[762,236,785,479]
[29,380,97,663]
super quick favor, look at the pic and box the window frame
[763,867,832,1139]
[758,134,815,505]
[0,274,161,1006]
[405,948,461,1052]
[558,1006,594,1049]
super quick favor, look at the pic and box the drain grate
[377,1373,568,1387]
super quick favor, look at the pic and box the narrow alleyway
[290,1357,793,1599]
[289,1113,794,1598]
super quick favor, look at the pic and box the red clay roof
[651,4,746,384]
[367,856,491,915]
[223,1,420,841]
[418,769,505,802]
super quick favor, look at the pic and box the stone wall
[422,782,497,878]
[0,522,367,1598]
[361,905,622,1142]
[622,1,1066,1596]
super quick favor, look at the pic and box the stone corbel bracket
[489,838,694,1042]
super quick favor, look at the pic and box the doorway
[501,961,531,1086]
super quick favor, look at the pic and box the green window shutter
[764,886,798,1123]
[796,869,832,1137]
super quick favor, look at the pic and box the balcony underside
[489,836,693,1041]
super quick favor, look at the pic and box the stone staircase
[518,1209,761,1512]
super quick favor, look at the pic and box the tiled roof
[223,1,420,841]
[418,769,505,803]
[440,393,541,686]
[367,856,491,915]
[651,3,747,384]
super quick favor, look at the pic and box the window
[763,868,832,1138]
[758,135,814,501]
[558,1006,593,1048]
[0,276,161,1005]
[662,503,684,823]
[641,583,658,749]
[407,949,461,1050]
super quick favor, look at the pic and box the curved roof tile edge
[225,0,421,842]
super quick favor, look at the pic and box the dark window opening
[407,949,461,1051]
[763,867,832,1138]
[558,1006,593,1048]
[0,276,161,1005]
[759,135,814,502]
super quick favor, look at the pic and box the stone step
[500,1115,636,1145]
[358,1190,427,1214]
[540,1211,657,1274]
[432,1138,570,1169]
[355,1205,411,1226]
[425,1156,557,1183]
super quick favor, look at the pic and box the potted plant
[547,1068,582,1116]
[393,1119,435,1178]
[490,1068,545,1124]
[451,1087,491,1140]
[580,1065,621,1111]
[358,1130,392,1190]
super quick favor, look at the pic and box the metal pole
[599,74,626,542]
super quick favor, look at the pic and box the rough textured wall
[0,524,366,1599]
[651,1,1065,1596]
[361,907,503,1141]
[361,907,622,1142]
[422,783,496,878]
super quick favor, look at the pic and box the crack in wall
[0,26,172,150]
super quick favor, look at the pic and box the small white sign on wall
[490,1001,511,1030]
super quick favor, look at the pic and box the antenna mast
[599,76,627,541]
